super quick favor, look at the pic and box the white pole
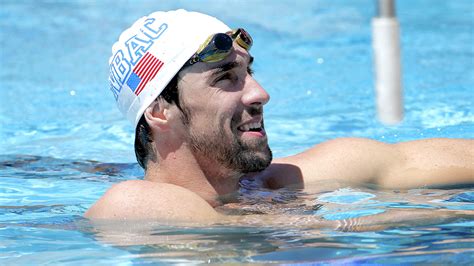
[372,0,404,125]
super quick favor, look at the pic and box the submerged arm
[229,208,474,232]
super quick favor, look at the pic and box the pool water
[1,0,473,264]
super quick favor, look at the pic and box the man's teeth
[239,122,261,131]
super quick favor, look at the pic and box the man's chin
[240,136,268,150]
[237,147,273,173]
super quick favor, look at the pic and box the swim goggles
[186,28,252,66]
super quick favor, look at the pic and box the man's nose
[241,76,270,107]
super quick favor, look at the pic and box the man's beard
[182,109,272,173]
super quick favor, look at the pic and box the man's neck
[144,147,242,207]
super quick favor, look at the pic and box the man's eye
[215,72,235,83]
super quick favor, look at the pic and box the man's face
[176,44,272,173]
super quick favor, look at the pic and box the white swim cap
[108,9,231,126]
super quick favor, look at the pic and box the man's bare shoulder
[84,180,220,222]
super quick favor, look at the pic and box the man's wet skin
[136,45,273,207]
[87,10,474,222]
[177,48,272,173]
[86,42,474,221]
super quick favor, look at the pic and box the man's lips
[238,121,262,132]
[236,118,266,137]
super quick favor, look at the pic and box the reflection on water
[1,155,473,264]
[85,217,474,264]
[0,154,142,183]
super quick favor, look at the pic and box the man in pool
[85,10,473,221]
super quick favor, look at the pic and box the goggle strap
[236,38,250,50]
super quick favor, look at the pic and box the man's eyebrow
[208,61,240,78]
[207,56,255,81]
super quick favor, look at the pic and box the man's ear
[144,99,171,132]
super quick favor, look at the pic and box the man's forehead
[207,54,253,74]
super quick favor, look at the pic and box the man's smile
[238,121,261,132]
[236,116,266,138]
[236,123,266,140]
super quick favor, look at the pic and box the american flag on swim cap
[126,52,164,96]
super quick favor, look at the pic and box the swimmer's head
[108,9,230,127]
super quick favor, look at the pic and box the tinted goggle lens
[214,33,233,50]
[187,28,252,65]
